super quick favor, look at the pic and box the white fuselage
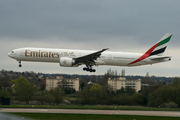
[8,47,168,67]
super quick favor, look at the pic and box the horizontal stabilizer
[149,56,171,61]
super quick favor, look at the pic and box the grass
[8,113,180,120]
[0,104,180,111]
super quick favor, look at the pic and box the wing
[75,48,109,65]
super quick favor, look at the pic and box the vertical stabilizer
[128,33,172,65]
[149,33,172,56]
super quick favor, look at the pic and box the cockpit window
[12,51,14,53]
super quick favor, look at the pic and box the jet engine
[59,57,77,67]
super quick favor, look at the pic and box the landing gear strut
[18,61,22,67]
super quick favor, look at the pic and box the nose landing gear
[18,61,22,67]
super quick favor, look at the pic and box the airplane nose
[8,52,12,58]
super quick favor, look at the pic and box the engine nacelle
[59,57,77,67]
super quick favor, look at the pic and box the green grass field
[8,113,180,120]
[1,104,180,111]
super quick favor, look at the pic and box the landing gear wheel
[86,68,90,71]
[83,67,96,72]
[18,61,22,67]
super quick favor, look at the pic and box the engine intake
[59,57,76,67]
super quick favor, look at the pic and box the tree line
[0,76,180,108]
[0,69,179,108]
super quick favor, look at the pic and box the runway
[0,108,180,117]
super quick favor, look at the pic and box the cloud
[1,1,179,40]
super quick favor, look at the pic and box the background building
[108,77,141,92]
[46,76,79,91]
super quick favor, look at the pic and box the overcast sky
[1,0,180,77]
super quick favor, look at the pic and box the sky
[1,0,180,77]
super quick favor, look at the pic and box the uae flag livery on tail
[128,33,172,65]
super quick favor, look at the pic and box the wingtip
[103,48,109,50]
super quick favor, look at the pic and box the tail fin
[148,33,172,56]
[128,33,172,65]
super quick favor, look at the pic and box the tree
[39,80,46,91]
[90,83,102,91]
[121,69,125,77]
[90,83,102,104]
[80,82,85,90]
[0,89,13,102]
[64,88,76,94]
[107,84,113,94]
[131,93,144,105]
[49,87,64,105]
[35,91,52,105]
[147,85,180,107]
[79,83,103,105]
[11,77,30,90]
[0,76,11,90]
[11,77,37,104]
[172,77,180,86]
[91,75,96,83]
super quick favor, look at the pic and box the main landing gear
[18,61,22,67]
[83,66,96,72]
[83,67,96,72]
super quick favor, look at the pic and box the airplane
[8,33,172,72]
